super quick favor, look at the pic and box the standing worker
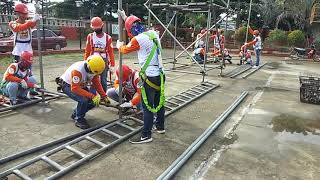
[9,3,41,62]
[243,27,262,68]
[59,55,110,129]
[117,10,165,144]
[84,17,115,91]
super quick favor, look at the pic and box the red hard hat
[253,30,260,35]
[20,51,33,69]
[90,17,104,29]
[125,15,141,38]
[15,3,28,14]
[116,65,132,82]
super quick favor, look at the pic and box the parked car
[0,29,67,53]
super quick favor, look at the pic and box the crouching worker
[107,65,141,110]
[117,10,166,144]
[60,55,110,129]
[193,47,205,64]
[0,51,38,105]
[239,45,252,65]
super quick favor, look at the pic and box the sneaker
[70,112,76,121]
[129,136,153,144]
[152,126,166,134]
[252,65,257,69]
[75,119,90,129]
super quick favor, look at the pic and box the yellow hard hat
[86,55,105,75]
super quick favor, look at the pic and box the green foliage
[314,36,320,49]
[265,29,287,45]
[224,30,235,40]
[234,26,252,43]
[288,30,305,47]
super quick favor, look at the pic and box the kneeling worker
[0,51,38,105]
[60,55,110,129]
[107,65,141,109]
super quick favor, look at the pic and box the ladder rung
[65,146,86,158]
[41,156,64,171]
[188,89,200,94]
[116,122,136,131]
[128,116,144,124]
[166,100,180,106]
[184,92,197,97]
[177,94,192,100]
[164,106,173,110]
[101,129,123,139]
[85,136,107,147]
[13,169,32,180]
[193,87,205,91]
[171,97,186,103]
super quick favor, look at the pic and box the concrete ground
[0,49,319,180]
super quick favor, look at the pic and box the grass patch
[0,56,12,72]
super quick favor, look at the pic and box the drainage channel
[0,82,219,180]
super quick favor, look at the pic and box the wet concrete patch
[269,114,320,136]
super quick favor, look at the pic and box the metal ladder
[223,64,252,78]
[241,63,267,79]
[0,90,65,113]
[0,82,219,180]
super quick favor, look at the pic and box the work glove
[117,10,127,21]
[101,96,111,105]
[32,14,41,21]
[116,40,124,50]
[33,84,40,89]
[120,101,132,108]
[92,95,101,107]
[20,79,28,89]
[109,66,115,74]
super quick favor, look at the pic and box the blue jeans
[194,54,204,64]
[107,87,142,110]
[255,49,261,66]
[141,75,165,138]
[62,84,95,122]
[3,76,37,102]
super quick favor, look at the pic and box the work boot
[75,118,90,129]
[29,89,39,96]
[10,100,17,106]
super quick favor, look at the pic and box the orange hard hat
[125,15,141,38]
[253,30,260,35]
[90,17,104,29]
[200,29,207,34]
[15,3,28,14]
[116,65,133,82]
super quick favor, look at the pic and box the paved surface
[0,50,319,180]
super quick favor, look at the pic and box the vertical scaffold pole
[118,0,123,118]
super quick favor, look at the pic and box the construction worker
[193,47,205,64]
[107,65,141,110]
[239,44,252,65]
[59,55,110,129]
[211,29,225,56]
[243,27,262,68]
[9,3,41,63]
[117,10,165,144]
[84,17,115,92]
[194,29,206,49]
[0,51,39,105]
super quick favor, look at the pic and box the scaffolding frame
[144,0,234,82]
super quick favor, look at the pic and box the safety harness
[139,31,165,113]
